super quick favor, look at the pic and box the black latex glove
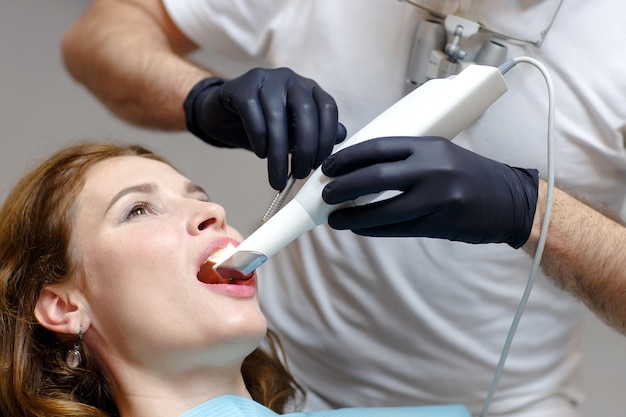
[321,136,539,248]
[184,67,347,190]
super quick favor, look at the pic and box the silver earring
[66,327,83,369]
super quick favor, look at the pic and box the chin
[224,312,267,345]
[229,325,269,360]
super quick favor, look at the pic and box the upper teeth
[208,243,236,263]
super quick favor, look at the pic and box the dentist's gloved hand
[184,67,347,190]
[321,136,539,248]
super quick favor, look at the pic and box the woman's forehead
[74,156,186,216]
[84,156,183,191]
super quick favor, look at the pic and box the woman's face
[70,156,267,376]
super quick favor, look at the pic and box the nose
[190,201,228,234]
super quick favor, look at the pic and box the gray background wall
[1,1,625,415]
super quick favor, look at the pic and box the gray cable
[480,56,556,417]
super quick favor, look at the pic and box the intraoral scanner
[214,64,508,279]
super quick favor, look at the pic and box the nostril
[198,219,215,231]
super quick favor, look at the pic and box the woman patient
[0,141,469,417]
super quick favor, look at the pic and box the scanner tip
[213,251,268,280]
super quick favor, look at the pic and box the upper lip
[196,237,240,271]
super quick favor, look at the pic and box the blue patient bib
[179,395,471,417]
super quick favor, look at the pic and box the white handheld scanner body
[214,65,508,278]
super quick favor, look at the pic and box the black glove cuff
[183,77,227,145]
[507,167,540,249]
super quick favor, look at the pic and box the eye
[124,201,156,220]
[192,190,211,203]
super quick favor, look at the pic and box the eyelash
[122,195,210,221]
[124,201,157,220]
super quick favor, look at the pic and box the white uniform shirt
[163,1,626,415]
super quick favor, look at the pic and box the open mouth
[197,259,234,284]
[197,243,254,285]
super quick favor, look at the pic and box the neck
[110,359,252,417]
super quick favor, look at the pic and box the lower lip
[200,277,257,298]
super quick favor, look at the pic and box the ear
[35,285,89,335]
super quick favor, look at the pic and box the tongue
[197,261,232,284]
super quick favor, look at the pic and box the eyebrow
[186,182,209,199]
[106,181,210,213]
[106,182,157,213]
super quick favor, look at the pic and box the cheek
[79,236,180,336]
[80,230,175,296]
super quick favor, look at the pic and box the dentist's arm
[525,181,626,333]
[62,0,204,129]
[322,136,626,333]
[63,0,345,190]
